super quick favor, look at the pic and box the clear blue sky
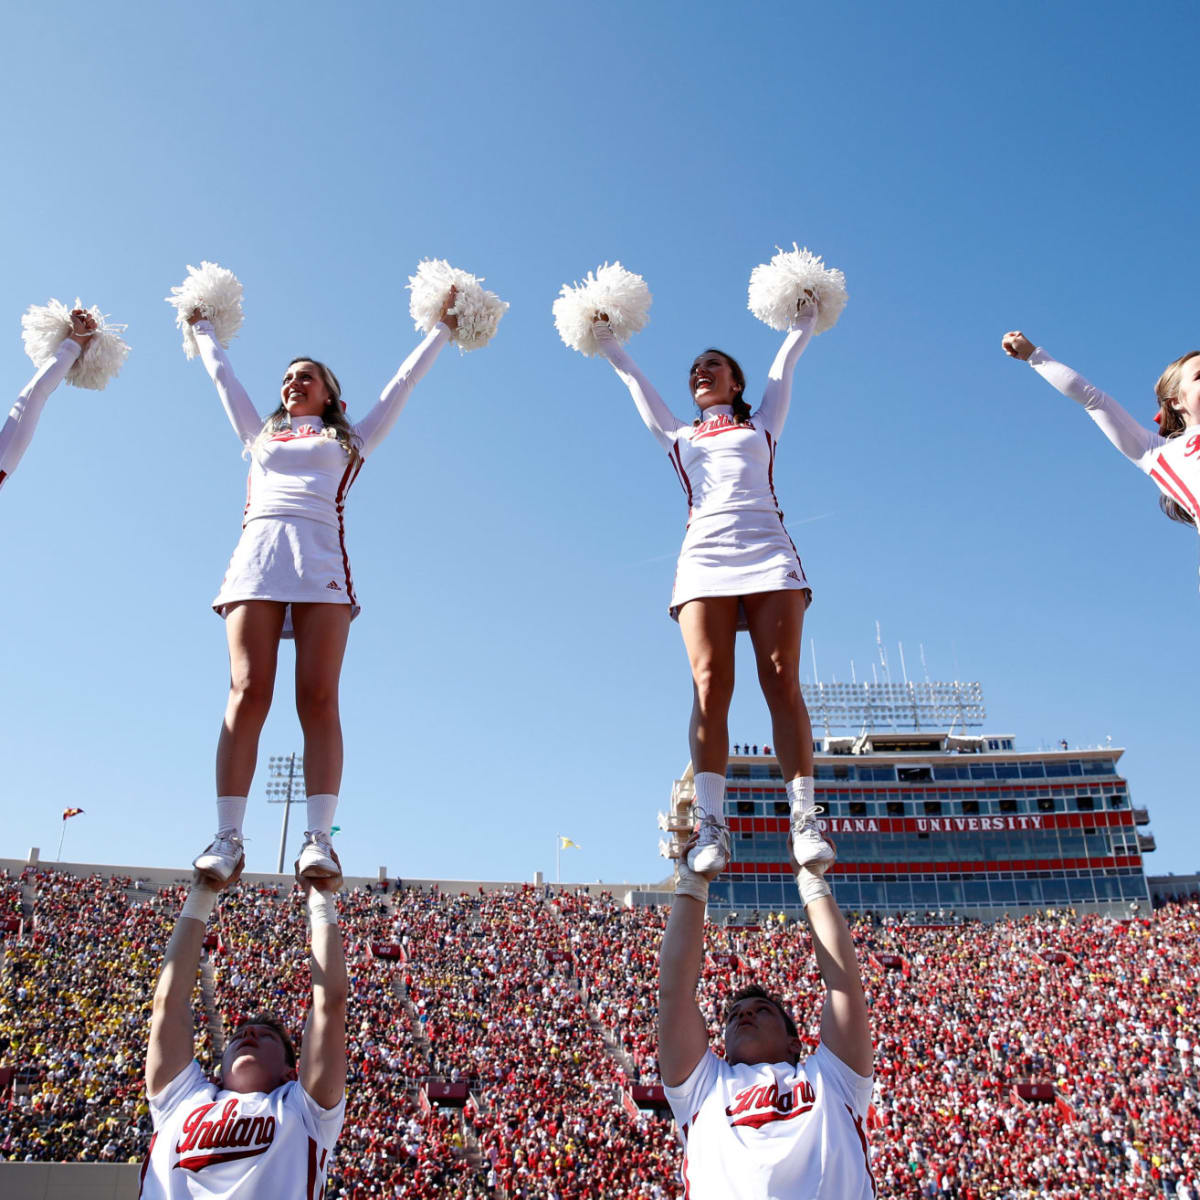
[2,1,1196,884]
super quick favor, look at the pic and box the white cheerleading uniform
[1029,348,1200,576]
[664,1042,876,1200]
[195,319,449,636]
[597,313,816,627]
[0,340,80,493]
[139,1059,345,1199]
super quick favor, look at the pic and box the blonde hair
[254,358,360,460]
[1154,351,1200,526]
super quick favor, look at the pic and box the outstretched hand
[789,833,837,878]
[679,831,723,882]
[192,856,244,892]
[67,308,98,350]
[186,307,206,326]
[439,285,459,334]
[1002,330,1035,361]
[299,848,343,894]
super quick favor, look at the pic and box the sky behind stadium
[2,1,1197,886]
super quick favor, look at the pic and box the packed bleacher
[1,865,1198,1198]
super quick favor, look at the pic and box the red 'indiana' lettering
[176,1097,276,1157]
[726,1079,816,1128]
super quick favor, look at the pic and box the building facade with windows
[659,726,1154,919]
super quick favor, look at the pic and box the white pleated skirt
[669,509,811,630]
[213,516,359,639]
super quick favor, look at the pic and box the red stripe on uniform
[138,1132,157,1195]
[669,443,694,509]
[846,1104,878,1197]
[307,1136,318,1200]
[0,469,8,489]
[334,456,364,605]
[765,430,779,509]
[1154,454,1200,518]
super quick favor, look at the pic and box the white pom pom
[21,298,131,391]
[553,262,651,356]
[748,244,847,335]
[407,259,507,352]
[165,261,245,359]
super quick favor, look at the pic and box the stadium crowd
[1,864,1198,1198]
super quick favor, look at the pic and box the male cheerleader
[658,833,875,1198]
[140,858,346,1197]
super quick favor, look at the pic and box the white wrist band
[306,889,338,927]
[674,865,710,904]
[181,886,218,924]
[796,867,832,907]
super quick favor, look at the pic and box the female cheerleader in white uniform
[189,291,459,884]
[1002,331,1200,548]
[593,301,835,875]
[0,308,98,491]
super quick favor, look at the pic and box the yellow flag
[560,836,580,850]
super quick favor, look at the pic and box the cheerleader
[592,300,835,876]
[1002,331,1200,542]
[1,309,98,491]
[188,289,459,885]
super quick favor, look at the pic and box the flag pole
[556,835,560,885]
[56,819,67,861]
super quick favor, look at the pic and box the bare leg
[291,603,352,797]
[677,597,740,774]
[742,590,813,780]
[216,601,287,796]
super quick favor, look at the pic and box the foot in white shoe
[193,831,244,883]
[687,815,731,875]
[295,831,339,881]
[790,806,835,871]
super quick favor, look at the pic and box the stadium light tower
[266,753,302,875]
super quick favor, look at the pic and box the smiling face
[689,350,743,412]
[220,1021,297,1094]
[281,361,331,420]
[723,990,802,1067]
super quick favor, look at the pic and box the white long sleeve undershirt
[1028,346,1163,467]
[595,316,817,518]
[191,319,451,529]
[1028,346,1200,532]
[0,341,82,491]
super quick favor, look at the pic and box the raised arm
[1003,331,1162,466]
[0,310,94,492]
[353,286,457,459]
[354,323,451,458]
[190,316,262,446]
[146,866,240,1097]
[791,847,872,1077]
[657,850,713,1087]
[593,321,686,452]
[298,872,347,1110]
[753,307,818,439]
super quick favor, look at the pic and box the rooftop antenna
[875,621,892,686]
[850,659,857,684]
[898,641,909,684]
[920,642,931,684]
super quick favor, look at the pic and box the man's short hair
[724,985,798,1040]
[230,1011,298,1068]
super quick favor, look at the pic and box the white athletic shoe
[790,805,835,872]
[193,831,244,883]
[295,830,339,880]
[687,814,732,875]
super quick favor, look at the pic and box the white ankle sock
[306,793,338,836]
[693,772,726,823]
[215,796,247,836]
[787,776,816,815]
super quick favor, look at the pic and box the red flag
[61,808,84,820]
